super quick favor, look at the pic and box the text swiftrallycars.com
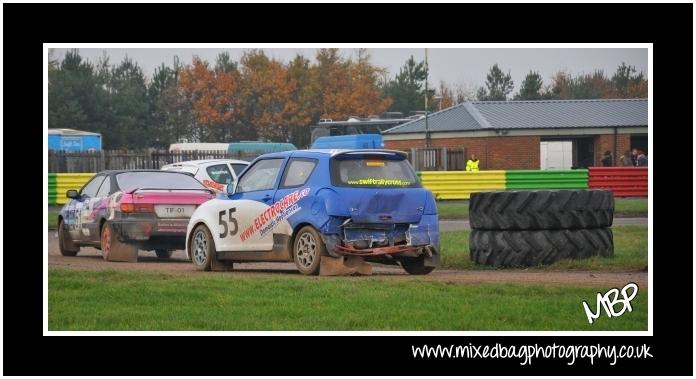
[412,343,652,365]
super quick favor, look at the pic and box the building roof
[382,98,648,134]
[48,128,102,136]
[313,119,415,127]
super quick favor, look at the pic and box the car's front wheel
[190,224,232,271]
[293,226,326,275]
[58,220,79,257]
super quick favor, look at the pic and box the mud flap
[424,253,439,268]
[211,258,233,272]
[319,255,372,276]
[105,242,138,263]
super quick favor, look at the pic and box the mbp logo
[582,283,639,325]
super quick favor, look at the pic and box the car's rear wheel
[58,220,79,257]
[101,222,138,262]
[293,226,325,275]
[155,249,173,259]
[400,256,436,275]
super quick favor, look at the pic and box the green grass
[48,209,59,229]
[437,201,469,219]
[613,198,649,217]
[441,225,647,271]
[436,198,647,220]
[48,268,647,331]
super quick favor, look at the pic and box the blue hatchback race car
[185,149,440,275]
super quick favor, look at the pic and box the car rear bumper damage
[319,214,440,266]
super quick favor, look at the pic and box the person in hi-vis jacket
[465,154,480,172]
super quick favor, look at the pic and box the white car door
[213,158,287,252]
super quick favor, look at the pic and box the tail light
[120,203,155,213]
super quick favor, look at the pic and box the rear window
[116,171,206,190]
[206,164,233,184]
[330,156,421,188]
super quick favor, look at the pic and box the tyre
[58,220,79,257]
[400,256,436,275]
[190,224,214,271]
[470,228,614,267]
[189,224,233,271]
[100,222,138,262]
[293,226,326,275]
[469,190,614,230]
[155,249,173,259]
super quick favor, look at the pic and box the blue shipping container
[311,134,384,149]
[48,129,102,152]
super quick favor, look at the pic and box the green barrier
[416,169,589,199]
[505,170,588,190]
[48,173,95,205]
[48,173,57,205]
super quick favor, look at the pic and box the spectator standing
[631,148,639,166]
[636,149,648,167]
[465,154,480,172]
[619,150,633,166]
[601,151,613,167]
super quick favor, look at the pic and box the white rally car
[161,159,249,193]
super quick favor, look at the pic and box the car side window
[280,158,317,188]
[206,164,233,184]
[95,176,111,197]
[231,163,248,176]
[81,175,105,198]
[236,159,284,193]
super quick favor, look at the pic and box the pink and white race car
[58,170,216,262]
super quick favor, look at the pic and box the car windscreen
[330,155,421,188]
[116,171,206,190]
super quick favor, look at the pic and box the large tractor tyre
[189,224,233,272]
[470,228,614,268]
[469,190,614,230]
[293,226,326,276]
[58,220,79,257]
[100,222,138,262]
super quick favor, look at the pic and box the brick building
[382,99,648,170]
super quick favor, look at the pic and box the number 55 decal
[218,207,238,238]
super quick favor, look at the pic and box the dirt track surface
[47,231,647,288]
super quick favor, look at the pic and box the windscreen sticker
[239,187,311,242]
[346,178,411,186]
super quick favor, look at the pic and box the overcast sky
[52,47,648,93]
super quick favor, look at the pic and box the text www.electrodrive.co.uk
[412,343,652,365]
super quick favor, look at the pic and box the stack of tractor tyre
[469,190,614,267]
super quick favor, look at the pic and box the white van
[161,159,250,193]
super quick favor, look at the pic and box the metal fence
[48,150,261,173]
[407,147,467,171]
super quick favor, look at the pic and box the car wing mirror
[66,189,79,199]
[226,181,237,196]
